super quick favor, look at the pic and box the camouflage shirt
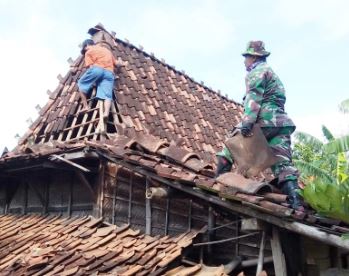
[242,62,295,128]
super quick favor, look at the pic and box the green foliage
[299,178,349,223]
[336,153,349,184]
[293,125,349,223]
[325,135,349,154]
[294,160,334,184]
[322,125,334,141]
[293,130,337,177]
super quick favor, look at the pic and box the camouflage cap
[242,41,270,57]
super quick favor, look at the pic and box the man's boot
[280,180,304,211]
[215,156,232,177]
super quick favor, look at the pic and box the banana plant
[294,126,349,223]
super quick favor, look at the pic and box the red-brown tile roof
[0,214,201,275]
[16,26,243,160]
[2,134,349,241]
[3,24,348,251]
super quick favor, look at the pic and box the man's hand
[240,122,254,137]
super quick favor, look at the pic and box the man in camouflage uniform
[216,41,303,211]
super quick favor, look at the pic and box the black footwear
[280,180,304,211]
[215,156,232,177]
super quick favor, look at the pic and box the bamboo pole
[256,231,266,276]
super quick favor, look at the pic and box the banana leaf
[325,135,349,154]
[300,178,349,223]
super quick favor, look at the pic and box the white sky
[0,0,348,151]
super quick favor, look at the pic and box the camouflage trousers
[262,126,299,184]
[217,126,299,184]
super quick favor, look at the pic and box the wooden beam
[256,231,266,276]
[110,102,123,128]
[241,218,264,231]
[61,151,87,160]
[65,99,84,141]
[242,256,273,268]
[193,232,259,247]
[75,107,90,139]
[5,163,51,173]
[50,154,90,172]
[95,150,349,251]
[84,105,99,140]
[270,227,287,276]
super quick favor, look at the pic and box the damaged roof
[2,23,349,252]
[17,24,243,160]
[2,134,349,250]
[0,214,201,275]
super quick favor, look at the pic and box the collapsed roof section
[17,24,243,161]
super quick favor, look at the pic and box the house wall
[0,161,274,267]
[0,169,94,216]
[100,162,273,265]
[303,237,349,276]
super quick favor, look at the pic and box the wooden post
[270,226,287,276]
[187,199,192,231]
[67,176,73,216]
[112,178,117,225]
[207,205,216,260]
[164,197,170,235]
[235,215,240,256]
[93,161,105,218]
[256,231,266,276]
[127,174,133,225]
[5,183,19,214]
[43,182,49,215]
[23,182,28,215]
[145,177,152,235]
[99,163,105,218]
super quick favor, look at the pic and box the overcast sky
[1,0,348,151]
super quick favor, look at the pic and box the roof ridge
[13,24,244,153]
[99,27,241,106]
